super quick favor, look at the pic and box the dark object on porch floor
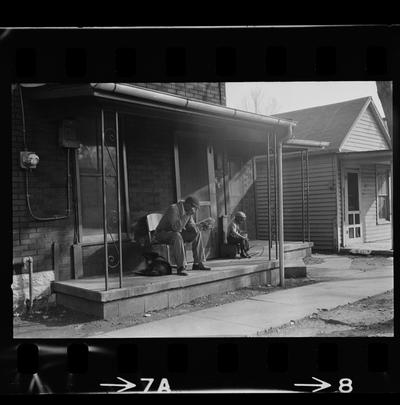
[146,213,171,262]
[221,243,238,259]
[134,251,172,277]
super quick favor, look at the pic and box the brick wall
[133,82,226,105]
[12,88,75,283]
[124,116,176,241]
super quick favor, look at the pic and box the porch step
[339,248,393,257]
[284,259,307,278]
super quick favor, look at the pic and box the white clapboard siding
[360,164,391,242]
[341,106,389,152]
[255,153,338,250]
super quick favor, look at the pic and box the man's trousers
[155,226,206,268]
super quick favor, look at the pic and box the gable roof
[273,97,391,151]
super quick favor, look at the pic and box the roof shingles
[273,97,371,150]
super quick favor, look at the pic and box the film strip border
[1,26,398,81]
[1,339,397,393]
[2,26,399,394]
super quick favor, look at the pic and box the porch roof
[23,83,297,136]
[89,83,297,130]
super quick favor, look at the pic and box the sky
[225,81,385,118]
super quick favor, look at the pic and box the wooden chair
[146,213,171,263]
[219,214,238,258]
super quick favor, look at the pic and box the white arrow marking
[100,377,136,392]
[294,376,331,392]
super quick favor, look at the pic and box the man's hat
[184,196,200,209]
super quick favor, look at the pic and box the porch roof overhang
[90,83,296,132]
[338,149,392,164]
[23,83,297,140]
[282,138,330,152]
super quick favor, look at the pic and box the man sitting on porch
[154,196,211,276]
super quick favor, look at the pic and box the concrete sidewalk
[92,255,393,338]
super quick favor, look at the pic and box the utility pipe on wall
[24,256,34,311]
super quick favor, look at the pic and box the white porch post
[390,160,393,250]
[277,135,285,287]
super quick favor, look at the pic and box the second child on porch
[227,211,251,258]
[155,196,211,276]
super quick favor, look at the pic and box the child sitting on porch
[227,211,251,258]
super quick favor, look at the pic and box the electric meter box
[59,119,80,149]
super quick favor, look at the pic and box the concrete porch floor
[52,241,312,319]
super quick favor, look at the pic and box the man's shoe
[192,262,211,271]
[177,267,188,276]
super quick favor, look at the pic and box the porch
[52,241,312,319]
[339,239,393,256]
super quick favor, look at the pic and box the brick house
[12,83,308,317]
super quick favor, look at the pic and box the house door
[344,170,363,246]
[175,134,218,259]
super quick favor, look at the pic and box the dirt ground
[257,289,393,337]
[13,254,393,338]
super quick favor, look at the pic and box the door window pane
[355,213,360,224]
[377,172,388,194]
[355,227,360,238]
[377,169,390,221]
[349,228,354,238]
[347,172,359,211]
[80,176,103,236]
[378,196,389,220]
[78,145,98,172]
[80,176,125,236]
[348,214,354,225]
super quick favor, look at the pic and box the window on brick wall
[376,166,391,224]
